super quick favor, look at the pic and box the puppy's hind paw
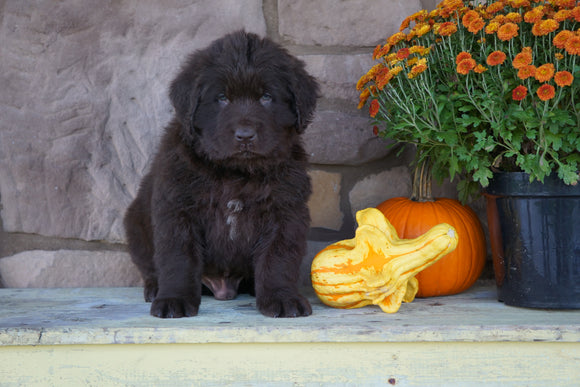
[258,294,312,318]
[143,279,159,302]
[150,297,200,318]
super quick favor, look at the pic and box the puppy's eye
[217,94,229,105]
[260,93,272,105]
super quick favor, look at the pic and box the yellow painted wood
[0,342,579,386]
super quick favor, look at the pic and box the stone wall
[0,0,486,287]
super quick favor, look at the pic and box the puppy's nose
[235,127,257,143]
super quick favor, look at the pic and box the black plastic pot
[485,172,580,309]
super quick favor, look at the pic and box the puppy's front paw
[150,297,199,318]
[258,293,312,318]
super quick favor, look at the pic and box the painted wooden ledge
[0,282,579,386]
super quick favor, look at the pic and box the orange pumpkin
[376,162,486,297]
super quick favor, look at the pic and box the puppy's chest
[224,198,245,241]
[210,189,273,244]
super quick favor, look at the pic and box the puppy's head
[169,31,319,164]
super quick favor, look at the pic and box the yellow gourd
[311,208,459,313]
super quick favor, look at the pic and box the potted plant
[357,0,580,308]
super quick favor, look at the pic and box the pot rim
[485,171,580,197]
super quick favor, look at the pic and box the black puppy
[124,31,319,318]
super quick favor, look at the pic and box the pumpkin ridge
[442,198,485,292]
[434,200,465,292]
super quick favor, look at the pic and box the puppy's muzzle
[235,127,257,143]
[235,127,257,152]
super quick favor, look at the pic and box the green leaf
[472,167,493,186]
[545,131,562,151]
[558,164,580,185]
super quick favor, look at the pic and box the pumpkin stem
[410,159,434,202]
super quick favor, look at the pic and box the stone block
[302,53,376,102]
[0,250,142,288]
[0,0,266,242]
[304,111,392,165]
[308,170,343,231]
[0,242,331,289]
[349,166,413,218]
[278,0,423,46]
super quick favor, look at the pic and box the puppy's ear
[169,55,204,133]
[287,59,320,133]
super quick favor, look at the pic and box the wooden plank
[1,284,579,346]
[0,342,578,386]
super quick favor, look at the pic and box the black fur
[124,31,319,318]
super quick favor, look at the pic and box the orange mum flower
[468,18,486,34]
[396,48,410,60]
[554,10,571,22]
[536,84,556,101]
[524,7,544,24]
[437,22,458,37]
[406,57,418,67]
[573,7,580,22]
[373,45,381,60]
[505,12,523,24]
[399,16,412,32]
[408,65,428,79]
[487,51,507,66]
[390,66,404,77]
[356,73,371,91]
[532,19,560,37]
[474,64,488,73]
[565,36,580,55]
[462,10,480,27]
[411,23,431,39]
[555,0,576,8]
[486,2,504,15]
[535,63,555,82]
[438,0,463,18]
[386,53,399,65]
[376,68,394,90]
[485,22,500,34]
[554,71,574,87]
[372,44,389,60]
[369,99,380,118]
[497,23,519,41]
[387,32,407,46]
[457,58,477,75]
[512,51,533,69]
[410,45,428,55]
[456,51,472,64]
[509,0,530,8]
[553,30,573,49]
[357,89,371,109]
[366,63,384,78]
[518,65,537,80]
[408,59,428,79]
[491,15,506,25]
[512,85,528,101]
